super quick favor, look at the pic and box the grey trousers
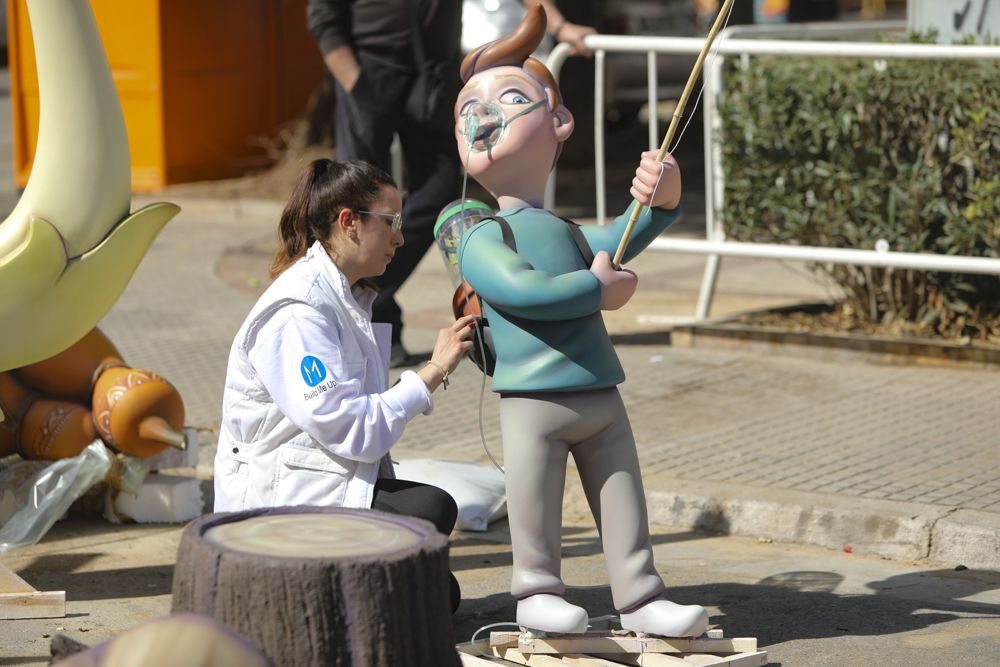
[499,387,666,612]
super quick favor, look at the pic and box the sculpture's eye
[500,90,532,105]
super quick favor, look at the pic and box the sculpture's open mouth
[472,122,503,151]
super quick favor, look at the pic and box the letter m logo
[300,355,327,387]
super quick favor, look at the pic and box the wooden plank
[609,654,693,666]
[691,651,769,667]
[491,632,758,655]
[608,651,770,667]
[461,644,615,667]
[557,655,632,667]
[712,651,769,667]
[0,562,66,620]
[496,647,570,666]
[458,640,521,666]
[461,637,770,667]
[460,650,513,666]
[655,655,733,667]
[0,590,67,619]
[0,562,34,593]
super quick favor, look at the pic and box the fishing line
[667,0,736,154]
[457,114,505,476]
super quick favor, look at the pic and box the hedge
[718,36,999,341]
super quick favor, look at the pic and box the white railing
[544,27,1000,320]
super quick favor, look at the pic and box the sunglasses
[358,209,404,233]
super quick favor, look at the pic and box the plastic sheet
[0,441,113,552]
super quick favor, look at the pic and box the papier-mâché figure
[454,5,709,637]
[0,0,178,375]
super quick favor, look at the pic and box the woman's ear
[552,104,575,142]
[337,207,357,237]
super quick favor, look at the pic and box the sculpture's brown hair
[459,4,563,109]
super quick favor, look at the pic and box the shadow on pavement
[457,568,1000,649]
[14,554,174,601]
[449,523,716,574]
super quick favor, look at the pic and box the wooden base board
[457,629,768,667]
[0,561,66,620]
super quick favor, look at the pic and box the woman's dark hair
[270,159,396,279]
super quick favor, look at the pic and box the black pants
[335,56,462,344]
[371,477,458,536]
[373,477,461,612]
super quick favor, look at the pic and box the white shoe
[619,599,709,637]
[516,594,589,634]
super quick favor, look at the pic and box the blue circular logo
[300,355,327,387]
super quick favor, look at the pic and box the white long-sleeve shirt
[214,241,433,511]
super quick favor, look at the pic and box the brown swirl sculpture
[0,372,96,460]
[7,326,187,459]
[91,366,186,457]
[13,327,123,402]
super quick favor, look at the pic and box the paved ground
[2,63,999,665]
[89,196,1000,571]
[3,513,999,666]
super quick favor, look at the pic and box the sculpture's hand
[631,150,681,210]
[590,251,638,310]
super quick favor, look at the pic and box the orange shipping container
[8,0,325,192]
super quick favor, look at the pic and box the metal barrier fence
[544,27,1000,320]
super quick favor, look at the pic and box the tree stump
[171,506,460,667]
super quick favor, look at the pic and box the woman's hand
[589,251,638,310]
[631,151,681,210]
[418,316,476,391]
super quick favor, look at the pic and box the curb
[635,475,1000,570]
[670,321,1000,368]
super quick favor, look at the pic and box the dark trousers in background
[335,55,462,345]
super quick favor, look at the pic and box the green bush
[718,39,999,341]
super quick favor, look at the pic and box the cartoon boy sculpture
[455,6,709,637]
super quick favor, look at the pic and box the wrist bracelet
[425,361,449,389]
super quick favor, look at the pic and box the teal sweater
[457,202,679,392]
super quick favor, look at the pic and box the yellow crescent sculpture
[0,0,179,376]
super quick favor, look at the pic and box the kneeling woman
[214,159,474,604]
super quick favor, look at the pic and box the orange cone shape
[92,366,186,457]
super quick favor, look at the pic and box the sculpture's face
[454,66,572,197]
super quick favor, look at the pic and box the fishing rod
[612,0,737,268]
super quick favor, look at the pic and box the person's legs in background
[333,55,407,172]
[372,478,462,612]
[373,116,462,366]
